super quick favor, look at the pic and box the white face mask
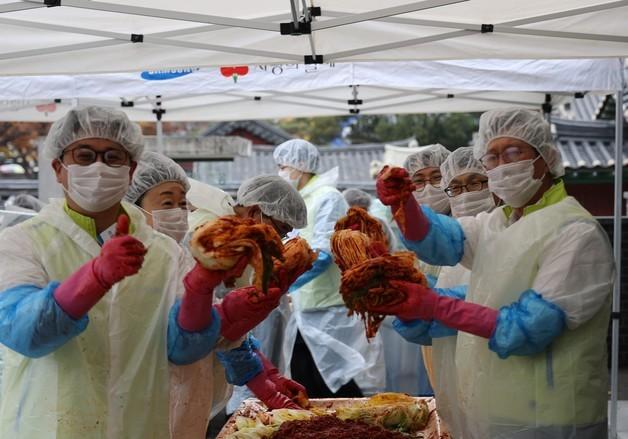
[63,162,130,213]
[278,168,301,188]
[487,157,545,208]
[449,188,495,218]
[413,184,450,214]
[151,208,189,243]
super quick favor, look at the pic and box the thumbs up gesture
[93,215,147,288]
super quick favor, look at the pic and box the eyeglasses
[445,180,488,197]
[479,146,529,171]
[413,175,443,191]
[63,146,130,168]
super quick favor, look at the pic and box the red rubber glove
[272,264,310,294]
[54,215,147,319]
[255,349,308,404]
[215,286,284,341]
[178,257,249,332]
[369,280,498,339]
[376,167,429,241]
[246,370,301,410]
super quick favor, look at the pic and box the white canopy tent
[0,59,621,121]
[0,0,627,75]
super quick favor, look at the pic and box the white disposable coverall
[0,200,186,439]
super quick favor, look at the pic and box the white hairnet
[403,144,451,176]
[474,108,564,177]
[343,188,372,210]
[43,106,144,160]
[440,146,487,189]
[273,139,320,173]
[237,175,307,229]
[125,151,190,204]
[5,194,45,212]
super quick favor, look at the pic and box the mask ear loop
[531,154,547,182]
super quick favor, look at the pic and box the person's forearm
[53,260,109,319]
[167,300,222,365]
[0,283,88,358]
[401,206,465,267]
[489,290,566,359]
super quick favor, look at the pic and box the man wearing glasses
[0,106,266,438]
[373,108,613,438]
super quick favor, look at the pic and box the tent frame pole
[310,0,466,30]
[0,16,303,62]
[0,2,44,13]
[35,0,280,32]
[610,59,625,439]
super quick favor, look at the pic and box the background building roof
[554,119,628,170]
[204,120,293,145]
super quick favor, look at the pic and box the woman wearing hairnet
[125,151,190,244]
[342,187,432,397]
[274,139,385,398]
[399,144,452,394]
[0,106,269,438]
[213,175,312,416]
[126,159,310,437]
[393,147,496,437]
[402,144,451,288]
[375,108,613,438]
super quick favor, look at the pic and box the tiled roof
[554,119,628,170]
[196,144,384,192]
[196,119,628,191]
[203,120,293,145]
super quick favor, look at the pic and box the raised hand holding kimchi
[190,215,284,293]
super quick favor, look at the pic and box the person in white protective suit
[274,139,385,398]
[126,161,310,438]
[373,108,614,439]
[342,187,431,396]
[0,106,267,438]
[0,194,45,398]
[402,143,452,287]
[393,144,453,394]
[393,146,497,437]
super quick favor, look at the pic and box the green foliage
[367,113,479,148]
[275,117,342,145]
[277,113,479,148]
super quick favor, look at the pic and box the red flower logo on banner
[220,66,249,83]
[35,103,57,113]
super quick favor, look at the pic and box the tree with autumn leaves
[0,122,51,177]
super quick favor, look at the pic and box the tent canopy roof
[0,59,622,121]
[0,0,628,75]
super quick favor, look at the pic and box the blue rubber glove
[288,251,333,293]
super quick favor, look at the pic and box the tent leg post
[156,119,164,154]
[610,82,624,439]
